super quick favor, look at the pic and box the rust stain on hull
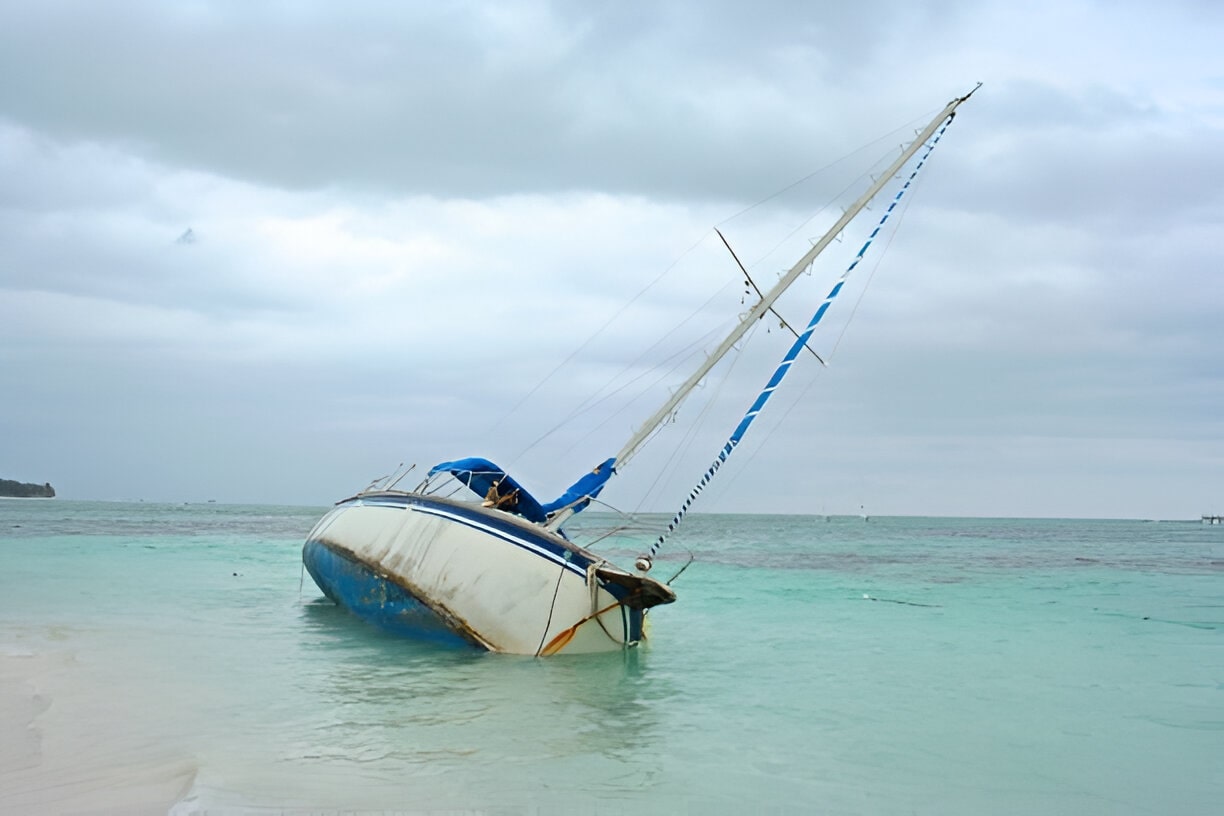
[315,537,501,652]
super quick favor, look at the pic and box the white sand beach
[1,651,196,815]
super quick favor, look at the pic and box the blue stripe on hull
[410,503,587,580]
[302,538,483,650]
[356,493,602,577]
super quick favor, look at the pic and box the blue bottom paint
[627,606,644,643]
[302,539,483,650]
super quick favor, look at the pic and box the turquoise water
[2,500,1222,814]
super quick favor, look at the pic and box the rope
[534,555,570,657]
[643,116,958,564]
[665,550,696,583]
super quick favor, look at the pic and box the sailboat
[302,86,978,655]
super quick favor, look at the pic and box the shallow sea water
[2,500,1222,814]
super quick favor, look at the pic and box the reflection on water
[292,598,672,792]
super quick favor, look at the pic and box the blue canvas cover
[428,458,549,523]
[428,456,616,524]
[540,457,616,516]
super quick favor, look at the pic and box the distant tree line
[0,479,55,498]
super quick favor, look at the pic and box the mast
[613,86,978,470]
[639,109,963,566]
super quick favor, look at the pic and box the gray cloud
[0,1,989,199]
[1,0,1222,519]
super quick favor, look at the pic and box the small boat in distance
[303,87,979,654]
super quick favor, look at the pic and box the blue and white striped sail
[613,89,978,476]
[607,86,979,565]
[646,113,959,562]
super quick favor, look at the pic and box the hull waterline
[303,492,673,655]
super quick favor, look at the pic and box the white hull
[303,492,672,655]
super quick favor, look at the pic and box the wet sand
[1,652,196,815]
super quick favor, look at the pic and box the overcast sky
[2,0,1221,519]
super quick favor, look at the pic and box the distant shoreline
[0,479,56,499]
[0,497,1213,523]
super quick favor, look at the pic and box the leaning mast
[613,86,979,471]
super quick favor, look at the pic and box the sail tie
[639,116,958,569]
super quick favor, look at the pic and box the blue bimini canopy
[428,456,616,525]
[428,458,549,523]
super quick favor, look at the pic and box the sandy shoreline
[1,651,196,815]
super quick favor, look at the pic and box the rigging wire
[641,117,960,564]
[826,159,926,361]
[546,281,737,427]
[632,317,763,515]
[511,319,729,462]
[575,498,663,537]
[740,147,900,275]
[702,160,927,506]
[642,144,927,513]
[485,229,718,441]
[490,113,939,471]
[714,109,941,226]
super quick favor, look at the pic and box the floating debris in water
[863,593,941,608]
